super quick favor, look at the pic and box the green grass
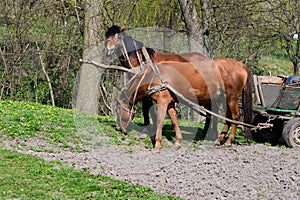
[0,100,181,199]
[0,100,122,151]
[258,55,294,76]
[0,148,180,200]
[0,100,271,199]
[0,100,248,150]
[0,100,80,147]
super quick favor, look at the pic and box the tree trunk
[178,0,208,54]
[75,0,103,114]
[178,0,209,124]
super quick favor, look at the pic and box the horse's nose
[116,123,128,135]
[120,128,128,135]
[119,126,128,135]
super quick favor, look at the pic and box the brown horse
[116,59,253,148]
[105,25,214,137]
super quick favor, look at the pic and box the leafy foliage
[0,0,84,108]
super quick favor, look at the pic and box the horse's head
[115,96,135,134]
[105,25,126,56]
[105,25,146,67]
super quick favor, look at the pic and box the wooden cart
[252,75,300,147]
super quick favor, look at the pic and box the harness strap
[146,83,168,97]
[133,40,145,71]
[142,47,166,84]
[142,47,151,61]
[120,90,134,107]
[120,35,134,68]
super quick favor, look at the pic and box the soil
[2,134,300,200]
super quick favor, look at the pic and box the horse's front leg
[167,102,182,147]
[154,102,168,149]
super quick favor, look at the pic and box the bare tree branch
[79,59,135,73]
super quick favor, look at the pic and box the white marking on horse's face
[105,34,120,55]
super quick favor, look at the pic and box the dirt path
[2,137,300,200]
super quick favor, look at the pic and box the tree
[75,0,103,114]
[268,0,300,75]
[206,0,277,69]
[178,0,209,54]
[0,0,83,107]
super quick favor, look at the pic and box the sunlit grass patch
[0,148,181,199]
[258,56,294,76]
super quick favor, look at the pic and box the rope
[165,84,256,129]
[103,41,270,131]
[139,47,261,130]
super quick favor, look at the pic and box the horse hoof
[224,142,232,147]
[214,139,222,146]
[154,146,162,150]
[142,125,150,134]
[174,142,181,148]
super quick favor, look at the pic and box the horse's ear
[106,24,111,29]
[120,25,126,32]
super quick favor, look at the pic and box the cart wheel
[282,118,300,148]
[251,115,283,145]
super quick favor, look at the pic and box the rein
[117,62,151,132]
[120,36,134,68]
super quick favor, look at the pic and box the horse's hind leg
[203,102,219,141]
[167,102,182,147]
[215,123,231,146]
[215,105,231,146]
[224,99,241,146]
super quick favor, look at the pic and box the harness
[107,33,147,71]
[111,35,270,132]
[107,32,168,101]
[112,40,168,132]
[138,47,167,97]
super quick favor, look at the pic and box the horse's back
[155,60,222,103]
[214,58,250,96]
[153,52,210,63]
[178,52,211,62]
[214,58,249,74]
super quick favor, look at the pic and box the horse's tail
[242,68,254,139]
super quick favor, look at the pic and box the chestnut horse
[105,25,215,137]
[116,58,253,148]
